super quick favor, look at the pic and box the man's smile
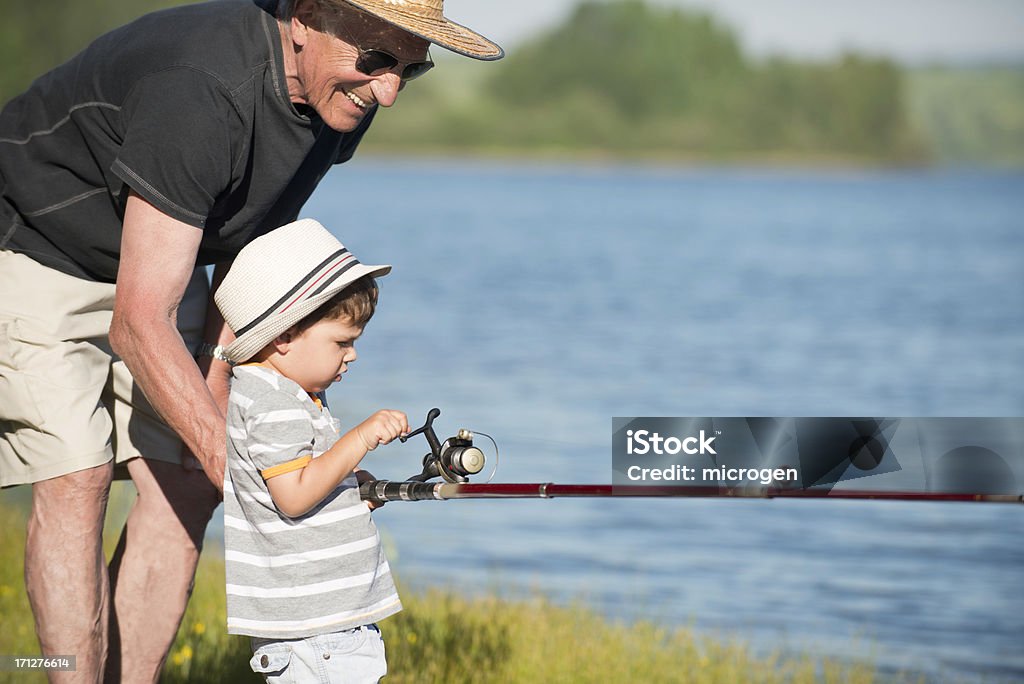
[343,88,369,110]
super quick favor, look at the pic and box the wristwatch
[196,342,232,364]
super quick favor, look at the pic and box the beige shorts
[0,250,208,487]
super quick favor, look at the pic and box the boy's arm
[265,409,408,518]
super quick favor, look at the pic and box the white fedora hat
[340,0,504,60]
[215,219,391,364]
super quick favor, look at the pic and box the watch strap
[196,342,232,364]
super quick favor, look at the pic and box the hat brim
[223,263,391,364]
[341,0,504,60]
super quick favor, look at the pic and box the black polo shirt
[0,0,375,282]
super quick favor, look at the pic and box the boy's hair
[291,275,379,334]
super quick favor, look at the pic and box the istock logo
[626,429,717,455]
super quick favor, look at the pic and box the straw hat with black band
[214,219,391,365]
[333,0,504,60]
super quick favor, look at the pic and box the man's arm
[110,191,226,490]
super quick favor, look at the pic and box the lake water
[298,160,1023,683]
[10,160,1022,681]
[288,161,1024,684]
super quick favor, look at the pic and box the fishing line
[503,433,605,450]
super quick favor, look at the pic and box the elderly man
[0,0,501,681]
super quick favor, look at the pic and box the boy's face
[278,316,363,394]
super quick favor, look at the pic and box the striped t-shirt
[224,365,401,638]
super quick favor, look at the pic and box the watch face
[197,343,229,363]
[216,347,231,363]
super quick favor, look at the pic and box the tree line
[4,0,1021,165]
[371,0,927,163]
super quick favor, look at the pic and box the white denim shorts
[250,625,387,684]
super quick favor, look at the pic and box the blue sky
[447,0,1024,64]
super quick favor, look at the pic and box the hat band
[234,249,361,336]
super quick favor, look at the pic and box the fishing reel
[401,408,487,483]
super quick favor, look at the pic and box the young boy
[213,219,408,683]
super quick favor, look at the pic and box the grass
[0,498,911,683]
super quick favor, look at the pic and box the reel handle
[401,408,441,446]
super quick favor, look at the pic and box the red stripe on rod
[430,483,1023,503]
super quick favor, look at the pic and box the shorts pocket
[321,627,370,656]
[321,628,387,683]
[0,320,47,428]
[250,642,293,681]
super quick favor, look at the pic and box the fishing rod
[359,480,1023,504]
[359,410,1024,506]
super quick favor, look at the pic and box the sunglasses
[355,48,434,81]
[335,7,433,82]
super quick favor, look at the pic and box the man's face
[290,6,430,132]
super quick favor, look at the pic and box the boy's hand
[353,469,385,511]
[355,410,409,452]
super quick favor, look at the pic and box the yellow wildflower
[171,644,193,666]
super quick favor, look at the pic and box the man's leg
[25,462,114,684]
[105,458,220,684]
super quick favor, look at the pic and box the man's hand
[182,351,232,488]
